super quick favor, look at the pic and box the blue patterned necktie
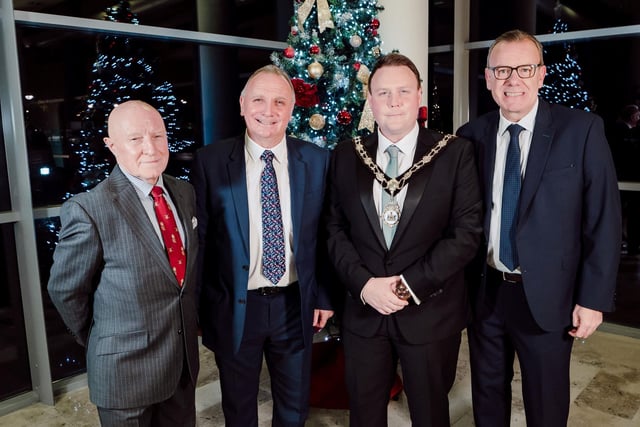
[260,150,286,285]
[499,124,524,271]
[382,145,399,248]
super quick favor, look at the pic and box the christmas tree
[539,19,593,111]
[68,0,194,198]
[271,0,384,149]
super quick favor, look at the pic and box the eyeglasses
[487,64,543,80]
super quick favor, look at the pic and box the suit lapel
[519,101,554,220]
[108,166,177,284]
[357,135,387,249]
[391,129,435,249]
[287,139,305,255]
[227,138,251,259]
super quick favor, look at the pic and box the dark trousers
[469,269,574,427]
[97,359,196,427]
[215,284,311,427]
[343,317,460,427]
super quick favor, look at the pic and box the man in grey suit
[48,100,199,426]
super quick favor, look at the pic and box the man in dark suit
[457,30,621,427]
[326,53,482,427]
[192,65,333,427]
[48,100,199,426]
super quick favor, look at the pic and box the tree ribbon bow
[297,0,335,33]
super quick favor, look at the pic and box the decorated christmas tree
[539,19,593,111]
[68,0,194,198]
[271,0,384,149]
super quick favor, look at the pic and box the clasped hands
[362,276,410,315]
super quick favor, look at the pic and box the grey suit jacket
[48,166,199,409]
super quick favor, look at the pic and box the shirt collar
[498,98,538,136]
[377,122,419,155]
[120,167,165,197]
[244,132,287,164]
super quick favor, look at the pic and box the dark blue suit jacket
[192,135,332,356]
[457,99,621,331]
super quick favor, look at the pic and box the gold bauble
[349,34,362,48]
[309,114,326,130]
[372,46,381,57]
[307,61,324,79]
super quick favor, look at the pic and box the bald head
[104,100,169,184]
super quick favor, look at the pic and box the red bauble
[368,28,378,37]
[418,106,428,127]
[370,18,380,29]
[309,45,320,55]
[353,62,361,71]
[337,110,352,125]
[283,46,295,58]
[418,106,428,121]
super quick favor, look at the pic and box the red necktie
[151,186,186,286]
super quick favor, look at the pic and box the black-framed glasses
[487,64,543,80]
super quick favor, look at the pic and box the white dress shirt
[489,100,538,273]
[121,169,186,246]
[373,123,419,220]
[245,134,298,289]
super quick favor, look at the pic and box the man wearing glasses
[457,30,621,427]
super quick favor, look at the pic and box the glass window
[14,0,293,39]
[470,0,640,42]
[428,52,454,133]
[17,26,203,204]
[21,26,275,378]
[468,37,640,184]
[429,0,454,46]
[0,223,32,399]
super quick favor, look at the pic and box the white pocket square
[192,216,198,229]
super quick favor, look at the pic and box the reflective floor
[0,327,639,426]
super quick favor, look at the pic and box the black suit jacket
[457,99,621,331]
[326,128,483,344]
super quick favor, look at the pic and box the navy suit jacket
[326,128,483,344]
[192,135,332,356]
[457,99,621,331]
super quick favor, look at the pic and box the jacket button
[242,265,249,271]
[238,299,246,304]
[178,329,183,335]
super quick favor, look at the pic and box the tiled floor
[1,328,639,426]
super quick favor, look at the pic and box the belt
[250,282,298,296]
[488,266,523,284]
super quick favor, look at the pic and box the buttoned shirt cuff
[400,274,422,305]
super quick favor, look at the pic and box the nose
[141,136,157,154]
[264,101,275,115]
[388,92,401,108]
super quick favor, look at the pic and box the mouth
[504,91,525,97]
[256,117,278,126]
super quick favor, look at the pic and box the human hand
[313,309,334,330]
[568,304,603,342]
[362,276,409,315]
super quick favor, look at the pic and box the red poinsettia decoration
[291,78,319,108]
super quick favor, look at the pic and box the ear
[239,95,245,116]
[537,65,547,89]
[485,68,492,90]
